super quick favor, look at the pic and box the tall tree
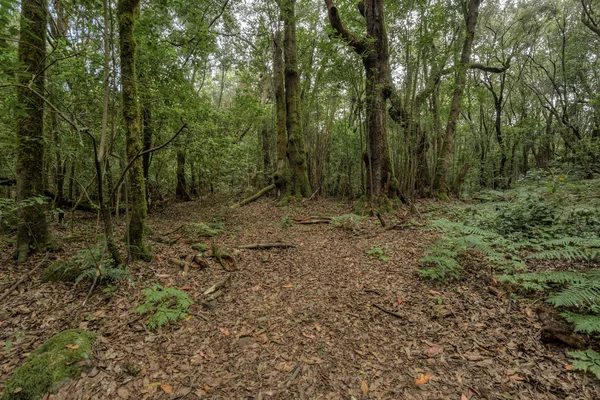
[324,0,398,207]
[15,0,49,262]
[117,0,151,261]
[433,0,482,197]
[280,0,311,200]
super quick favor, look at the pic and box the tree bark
[272,30,287,192]
[433,0,482,197]
[117,0,151,261]
[16,0,50,262]
[176,149,191,201]
[324,0,397,208]
[280,0,311,200]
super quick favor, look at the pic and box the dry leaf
[185,315,193,321]
[565,364,574,370]
[160,384,173,394]
[219,327,230,336]
[428,290,442,296]
[397,297,403,305]
[65,344,79,350]
[426,346,443,357]
[282,284,294,288]
[302,332,315,339]
[361,380,369,395]
[415,374,432,385]
[204,384,211,393]
[461,395,469,400]
[180,285,195,291]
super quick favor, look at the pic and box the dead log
[536,307,586,349]
[231,184,275,208]
[237,242,296,250]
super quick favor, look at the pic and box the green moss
[1,330,97,400]
[41,260,81,283]
[191,243,208,252]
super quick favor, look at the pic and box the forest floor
[0,199,596,399]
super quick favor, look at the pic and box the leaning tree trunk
[117,0,151,261]
[280,0,311,201]
[433,0,482,198]
[15,0,50,263]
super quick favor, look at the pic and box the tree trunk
[176,149,191,201]
[272,30,287,193]
[117,0,151,261]
[280,0,311,201]
[324,0,397,209]
[433,0,482,198]
[15,0,50,262]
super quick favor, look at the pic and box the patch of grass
[1,329,97,400]
[366,245,390,261]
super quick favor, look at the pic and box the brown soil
[0,200,596,399]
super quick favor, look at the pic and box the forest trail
[0,200,594,399]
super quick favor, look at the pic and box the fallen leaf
[117,387,129,398]
[204,384,211,393]
[180,285,195,291]
[415,374,432,385]
[565,364,574,370]
[361,380,369,395]
[492,277,498,284]
[302,332,315,339]
[251,285,261,291]
[428,290,442,296]
[426,346,443,357]
[65,344,79,350]
[509,374,524,381]
[161,384,173,394]
[461,395,469,400]
[282,284,294,288]
[156,256,163,261]
[525,308,532,317]
[397,297,403,305]
[219,327,230,336]
[185,315,193,321]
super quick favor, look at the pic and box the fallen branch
[211,245,237,271]
[231,184,275,208]
[203,275,231,296]
[293,215,332,224]
[376,212,387,228]
[0,255,48,302]
[237,242,296,250]
[372,304,403,320]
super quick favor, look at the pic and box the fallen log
[231,184,275,208]
[237,242,296,250]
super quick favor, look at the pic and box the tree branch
[324,0,368,55]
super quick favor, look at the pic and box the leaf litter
[0,200,596,399]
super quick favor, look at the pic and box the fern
[561,312,600,334]
[136,285,193,330]
[568,349,600,380]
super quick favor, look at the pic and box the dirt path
[0,201,595,399]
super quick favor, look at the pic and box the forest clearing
[1,0,600,398]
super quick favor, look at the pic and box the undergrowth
[419,173,600,380]
[136,285,193,330]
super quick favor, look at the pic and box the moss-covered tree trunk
[272,30,287,194]
[280,0,311,200]
[117,0,151,261]
[15,0,50,262]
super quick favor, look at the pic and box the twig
[372,304,403,320]
[0,254,48,302]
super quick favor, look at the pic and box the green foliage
[41,244,128,285]
[281,215,294,230]
[183,222,223,237]
[136,285,193,330]
[366,245,390,261]
[330,214,364,232]
[419,238,461,281]
[1,329,97,400]
[568,349,600,380]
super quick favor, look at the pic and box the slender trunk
[16,0,49,262]
[433,0,482,197]
[273,31,287,192]
[118,0,151,261]
[176,150,191,201]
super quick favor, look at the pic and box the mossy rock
[191,243,208,252]
[41,260,82,283]
[1,329,97,400]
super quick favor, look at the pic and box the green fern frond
[561,312,600,334]
[569,349,600,380]
[548,283,600,307]
[527,247,588,261]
